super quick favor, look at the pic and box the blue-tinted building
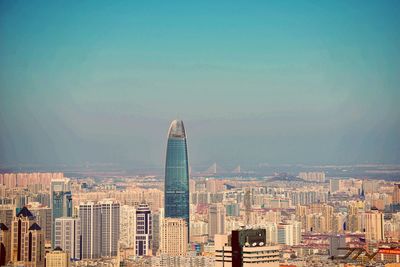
[164,120,190,229]
[50,178,72,247]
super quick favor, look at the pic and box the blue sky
[0,0,399,168]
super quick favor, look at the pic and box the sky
[0,0,399,169]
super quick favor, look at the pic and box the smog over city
[0,1,399,267]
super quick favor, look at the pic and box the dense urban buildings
[2,0,400,264]
[1,166,400,266]
[1,153,400,267]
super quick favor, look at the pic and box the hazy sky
[0,0,399,169]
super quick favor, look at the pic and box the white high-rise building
[100,199,120,257]
[362,210,385,241]
[120,205,136,249]
[299,172,325,182]
[278,224,293,246]
[160,218,188,256]
[292,221,302,245]
[79,200,120,259]
[278,222,301,246]
[264,222,278,244]
[54,217,81,260]
[136,203,152,256]
[208,204,225,241]
[79,201,101,259]
[278,221,301,246]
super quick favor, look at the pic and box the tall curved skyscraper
[164,120,190,228]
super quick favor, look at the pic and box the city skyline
[1,1,399,168]
[1,2,400,266]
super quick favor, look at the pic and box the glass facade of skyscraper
[51,178,72,247]
[164,120,190,227]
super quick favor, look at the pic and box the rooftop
[168,119,186,139]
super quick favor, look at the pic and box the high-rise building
[264,223,278,244]
[347,202,363,233]
[26,202,52,244]
[329,179,340,193]
[51,178,72,246]
[10,207,45,267]
[322,204,334,232]
[329,235,347,258]
[299,172,325,182]
[99,200,120,257]
[45,247,70,267]
[79,201,101,259]
[0,204,15,231]
[136,203,152,256]
[363,209,384,241]
[164,120,190,229]
[215,229,280,267]
[208,204,225,241]
[120,205,136,249]
[190,220,209,243]
[393,184,400,204]
[0,172,63,189]
[11,207,35,262]
[79,200,120,259]
[277,222,301,246]
[292,221,302,245]
[0,223,11,266]
[152,208,164,255]
[206,179,225,194]
[54,217,81,261]
[160,218,188,256]
[278,224,293,246]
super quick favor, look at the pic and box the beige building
[26,202,52,243]
[46,248,70,267]
[160,218,187,256]
[11,207,45,267]
[120,205,136,250]
[299,172,325,182]
[393,184,400,204]
[208,204,225,241]
[0,204,15,230]
[363,210,385,241]
[347,202,363,232]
